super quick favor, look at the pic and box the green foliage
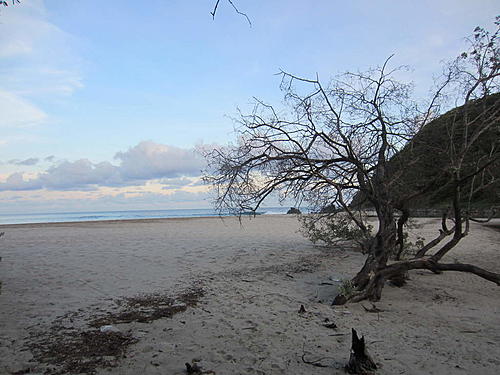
[392,93,500,209]
[351,93,500,212]
[338,279,356,299]
[299,213,373,251]
[399,233,425,259]
[397,218,425,259]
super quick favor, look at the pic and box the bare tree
[203,20,500,303]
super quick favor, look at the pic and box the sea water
[0,207,292,225]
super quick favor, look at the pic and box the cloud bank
[0,141,206,191]
[116,141,203,180]
[8,157,40,166]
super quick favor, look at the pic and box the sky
[0,0,498,213]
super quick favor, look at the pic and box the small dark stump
[345,328,377,374]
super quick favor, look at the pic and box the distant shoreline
[1,213,498,229]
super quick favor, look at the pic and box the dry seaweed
[90,288,204,327]
[28,328,137,375]
[25,286,204,374]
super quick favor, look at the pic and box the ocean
[0,207,292,225]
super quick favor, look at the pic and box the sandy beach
[1,215,499,374]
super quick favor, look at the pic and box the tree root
[342,257,500,304]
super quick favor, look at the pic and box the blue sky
[0,0,498,213]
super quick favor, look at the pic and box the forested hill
[353,93,500,212]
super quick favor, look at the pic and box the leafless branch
[211,0,251,26]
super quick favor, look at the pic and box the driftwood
[185,362,202,374]
[324,322,338,329]
[185,361,216,374]
[345,328,377,374]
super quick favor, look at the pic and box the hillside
[352,93,500,213]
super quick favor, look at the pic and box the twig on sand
[362,303,384,313]
[301,353,330,368]
[301,343,340,368]
[241,326,257,330]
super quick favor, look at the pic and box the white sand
[0,215,499,374]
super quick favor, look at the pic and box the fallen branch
[434,262,500,285]
[383,258,500,287]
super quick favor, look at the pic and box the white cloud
[0,1,77,63]
[0,3,39,59]
[0,37,33,58]
[0,141,208,191]
[8,157,39,166]
[0,159,122,191]
[0,90,47,128]
[160,177,196,189]
[41,160,122,190]
[0,0,83,128]
[115,141,205,180]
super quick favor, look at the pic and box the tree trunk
[351,202,397,301]
[395,207,409,260]
[352,253,376,289]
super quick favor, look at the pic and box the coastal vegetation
[204,19,500,303]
